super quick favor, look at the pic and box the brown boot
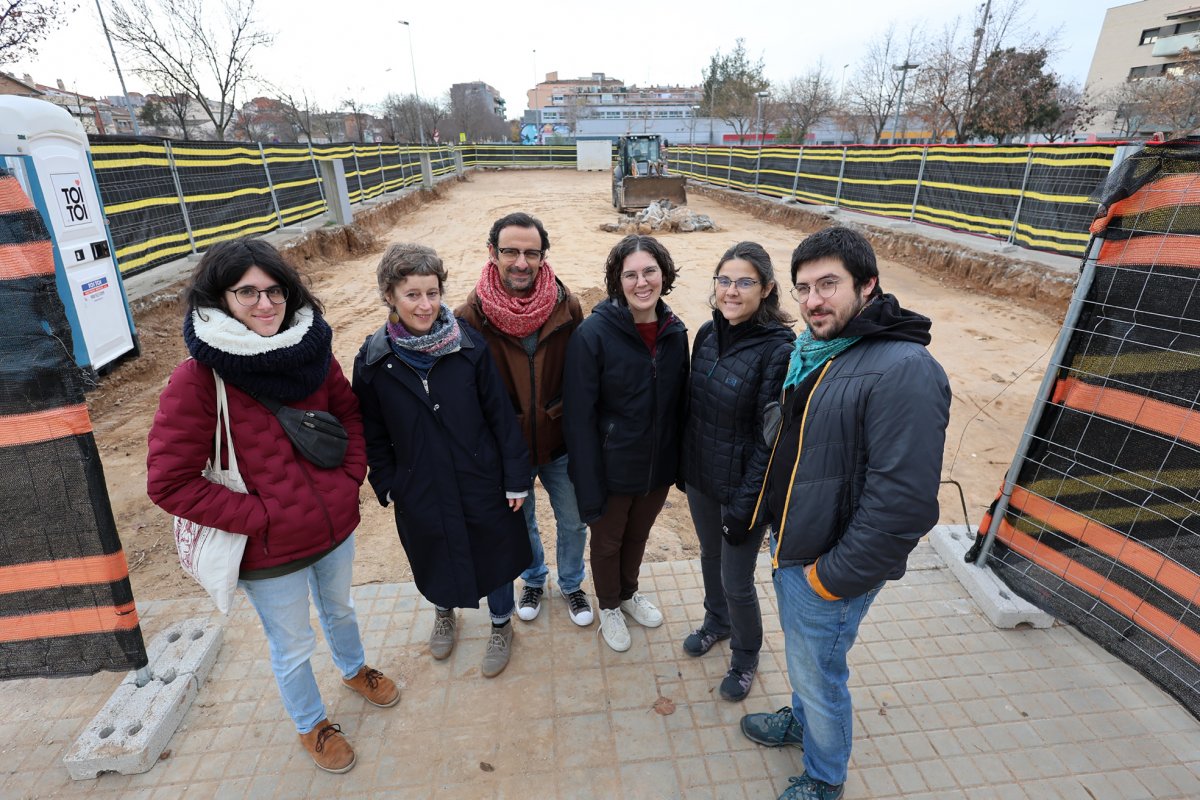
[342,665,400,708]
[299,719,355,773]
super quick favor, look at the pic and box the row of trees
[2,0,508,143]
[702,1,1099,145]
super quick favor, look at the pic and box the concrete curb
[62,618,223,779]
[930,524,1055,630]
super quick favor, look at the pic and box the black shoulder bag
[249,391,348,469]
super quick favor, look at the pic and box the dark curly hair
[487,212,550,252]
[603,234,678,301]
[185,238,322,329]
[790,226,882,296]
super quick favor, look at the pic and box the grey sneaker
[619,592,663,627]
[429,608,456,660]
[516,585,543,621]
[719,663,757,701]
[741,706,804,747]
[561,587,594,626]
[482,621,513,678]
[683,626,730,657]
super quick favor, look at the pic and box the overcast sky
[15,0,1125,114]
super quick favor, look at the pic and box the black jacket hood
[840,293,931,346]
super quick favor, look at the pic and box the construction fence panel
[1014,146,1115,256]
[978,141,1200,717]
[172,141,279,251]
[839,146,924,221]
[356,144,386,201]
[755,147,801,199]
[429,145,456,178]
[794,147,844,206]
[263,144,326,227]
[911,146,1028,240]
[90,136,191,275]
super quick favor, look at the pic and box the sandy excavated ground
[87,169,1063,604]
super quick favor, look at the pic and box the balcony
[1152,31,1200,57]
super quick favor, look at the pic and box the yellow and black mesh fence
[670,143,1115,257]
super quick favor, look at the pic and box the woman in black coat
[353,243,532,679]
[680,241,794,701]
[563,234,689,653]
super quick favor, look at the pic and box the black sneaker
[719,663,757,701]
[741,706,804,747]
[682,626,730,657]
[516,585,543,621]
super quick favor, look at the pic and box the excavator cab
[612,134,687,212]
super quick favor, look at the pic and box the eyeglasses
[620,265,661,283]
[228,285,288,306]
[790,277,841,302]
[496,247,544,264]
[714,276,760,290]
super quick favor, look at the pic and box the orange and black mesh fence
[977,139,1200,718]
[0,167,147,679]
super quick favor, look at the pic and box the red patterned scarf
[474,259,559,338]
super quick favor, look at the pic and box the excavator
[611,134,687,213]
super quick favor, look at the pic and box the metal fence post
[379,144,389,194]
[727,145,734,189]
[351,144,365,201]
[753,142,764,195]
[791,146,804,199]
[308,142,326,206]
[1007,147,1036,245]
[833,147,848,207]
[259,142,284,228]
[909,146,929,223]
[164,140,197,254]
[704,145,710,184]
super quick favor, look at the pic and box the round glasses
[714,276,760,290]
[229,285,288,307]
[790,277,841,302]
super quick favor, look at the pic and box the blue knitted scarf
[782,329,861,391]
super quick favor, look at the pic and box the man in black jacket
[740,227,951,800]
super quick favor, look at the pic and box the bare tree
[382,93,444,143]
[0,0,71,65]
[341,95,369,143]
[109,0,273,140]
[144,78,197,139]
[906,0,1054,143]
[774,66,838,144]
[845,24,922,143]
[269,85,317,143]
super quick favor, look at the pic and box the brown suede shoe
[299,719,355,773]
[342,665,400,708]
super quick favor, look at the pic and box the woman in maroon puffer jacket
[146,238,397,775]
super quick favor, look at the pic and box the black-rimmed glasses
[228,285,288,306]
[791,277,841,302]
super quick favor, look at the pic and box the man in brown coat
[456,212,591,626]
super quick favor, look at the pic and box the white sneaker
[620,593,663,628]
[598,608,631,652]
[516,585,543,622]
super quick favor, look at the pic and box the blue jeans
[239,533,366,735]
[520,453,588,593]
[773,562,881,786]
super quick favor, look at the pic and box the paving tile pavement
[2,541,1199,799]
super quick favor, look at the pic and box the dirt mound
[602,199,716,234]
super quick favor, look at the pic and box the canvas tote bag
[173,372,248,613]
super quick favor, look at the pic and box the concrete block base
[63,619,223,779]
[930,525,1054,630]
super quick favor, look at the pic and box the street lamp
[755,91,770,145]
[398,20,425,146]
[840,63,850,99]
[891,61,919,145]
[94,0,140,135]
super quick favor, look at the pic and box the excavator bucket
[617,176,687,212]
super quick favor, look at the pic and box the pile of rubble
[602,200,716,234]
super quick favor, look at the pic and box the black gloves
[721,514,752,546]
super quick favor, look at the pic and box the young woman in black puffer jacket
[679,241,795,701]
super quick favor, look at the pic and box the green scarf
[782,329,860,391]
